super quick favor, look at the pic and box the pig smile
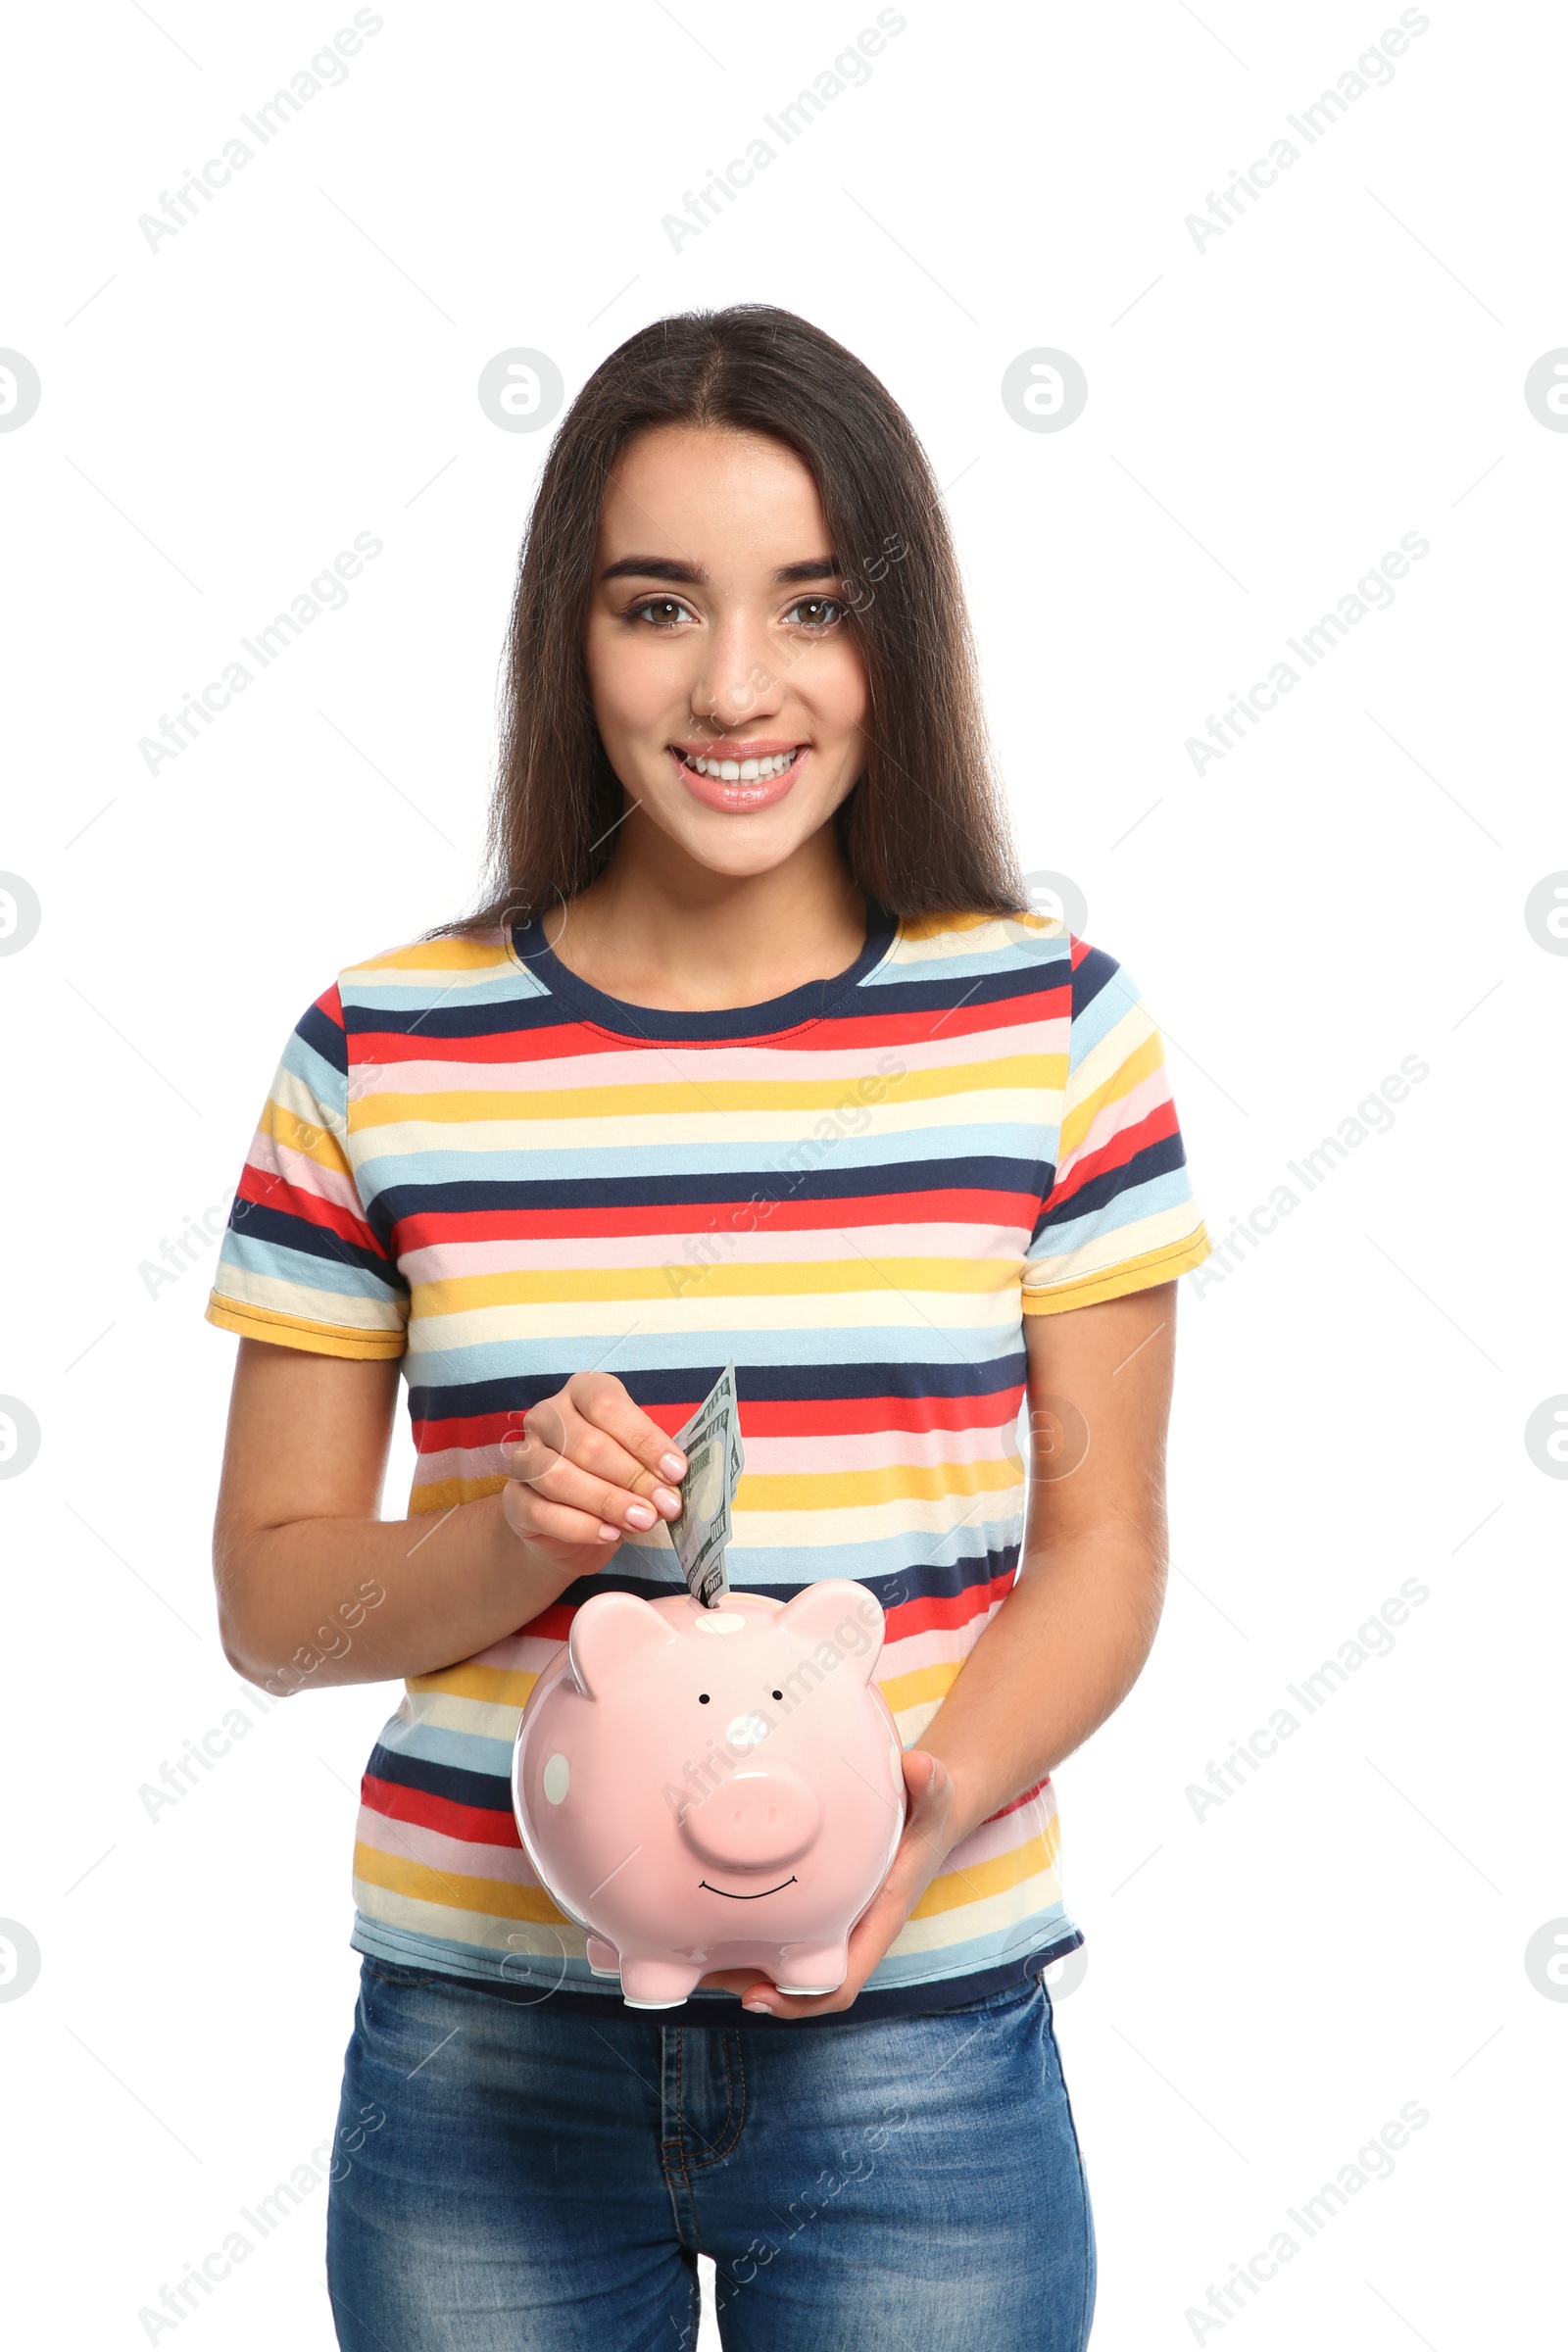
[699,1876,799,1899]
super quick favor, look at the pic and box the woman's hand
[697,1748,957,2019]
[499,1371,688,1580]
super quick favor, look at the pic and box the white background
[2,2,1564,2345]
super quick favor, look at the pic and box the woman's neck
[543,831,871,1013]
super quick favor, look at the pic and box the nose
[691,626,785,734]
[681,1767,821,1872]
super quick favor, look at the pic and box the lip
[670,737,806,760]
[699,1876,799,1900]
[668,743,808,813]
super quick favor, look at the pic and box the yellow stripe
[404,1470,1025,1530]
[406,1660,538,1705]
[898,910,999,942]
[352,1827,1059,1933]
[415,1255,1022,1316]
[740,1457,1021,1513]
[350,1054,1064,1127]
[909,1819,1061,1920]
[346,938,514,974]
[1022,1225,1212,1314]
[410,1473,508,1515]
[880,1659,960,1715]
[353,1841,565,1923]
[264,1096,357,1180]
[1058,1024,1163,1160]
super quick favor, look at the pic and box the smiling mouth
[673,746,806,782]
[699,1876,798,1900]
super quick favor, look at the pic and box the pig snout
[681,1767,821,1872]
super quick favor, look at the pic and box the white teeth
[684,749,801,778]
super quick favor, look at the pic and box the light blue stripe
[724,1525,1024,1584]
[406,1322,1027,1385]
[1069,962,1145,1062]
[278,1025,348,1112]
[216,1231,406,1306]
[1030,1167,1197,1256]
[353,1123,1056,1196]
[372,1716,516,1777]
[340,969,549,1014]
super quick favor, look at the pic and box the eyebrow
[599,555,840,586]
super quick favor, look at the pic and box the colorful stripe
[208,908,1210,1995]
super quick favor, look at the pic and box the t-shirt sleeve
[205,982,410,1360]
[1021,941,1212,1314]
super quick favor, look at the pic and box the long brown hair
[451,304,1024,934]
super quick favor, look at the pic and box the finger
[499,1403,681,1526]
[500,1480,622,1551]
[697,1968,847,2021]
[519,1450,681,1535]
[567,1371,689,1487]
[548,1415,686,1520]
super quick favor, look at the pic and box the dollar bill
[668,1362,742,1606]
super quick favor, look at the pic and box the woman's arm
[722,1280,1177,2016]
[213,1340,689,1694]
[916,1277,1175,1841]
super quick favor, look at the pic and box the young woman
[209,304,1211,2351]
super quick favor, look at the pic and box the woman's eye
[628,597,693,629]
[784,597,846,629]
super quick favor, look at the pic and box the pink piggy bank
[512,1581,906,2008]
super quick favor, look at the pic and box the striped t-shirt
[207,906,1211,2012]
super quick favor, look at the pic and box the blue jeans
[325,1957,1096,2350]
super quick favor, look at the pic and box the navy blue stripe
[229,1197,408,1292]
[341,941,1072,1044]
[1033,1128,1190,1239]
[297,996,349,1074]
[545,1552,1018,1618]
[365,1745,515,1812]
[1070,944,1127,1030]
[376,1157,1053,1225]
[409,1351,1028,1422]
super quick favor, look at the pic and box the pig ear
[567,1592,680,1699]
[776,1579,884,1681]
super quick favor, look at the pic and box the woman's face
[584,424,870,880]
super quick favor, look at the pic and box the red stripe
[235,1162,385,1256]
[883,1566,1016,1644]
[514,1600,577,1642]
[360,1772,521,1847]
[350,1023,615,1066]
[765,995,1067,1051]
[358,1749,1049,1852]
[984,1777,1053,1824]
[1047,1098,1177,1212]
[397,1187,1037,1249]
[415,1387,1027,1453]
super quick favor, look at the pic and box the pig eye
[698,1693,710,1704]
[771,1690,783,1700]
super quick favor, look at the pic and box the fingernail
[661,1452,686,1480]
[743,1998,773,2015]
[653,1485,681,1515]
[597,1523,620,1544]
[624,1502,656,1529]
